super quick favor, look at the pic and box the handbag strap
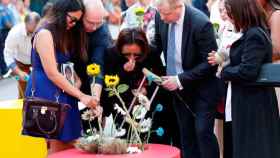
[257,27,272,44]
[34,109,58,134]
[31,29,61,103]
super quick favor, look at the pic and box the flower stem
[90,77,96,96]
[88,121,93,135]
[113,88,143,145]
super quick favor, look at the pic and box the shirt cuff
[176,76,183,90]
[8,62,17,70]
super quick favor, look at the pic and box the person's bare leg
[214,119,224,158]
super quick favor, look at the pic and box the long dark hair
[116,28,149,62]
[225,0,268,32]
[38,0,87,61]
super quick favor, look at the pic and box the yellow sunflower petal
[105,75,120,87]
[87,63,101,76]
[134,7,145,16]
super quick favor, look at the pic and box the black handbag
[22,96,71,139]
[249,28,280,87]
[253,63,280,87]
[22,67,71,139]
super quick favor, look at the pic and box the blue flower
[15,76,20,81]
[156,127,164,137]
[147,74,156,85]
[155,104,163,112]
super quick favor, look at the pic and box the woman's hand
[123,59,136,72]
[208,51,221,66]
[79,94,99,109]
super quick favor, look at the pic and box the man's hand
[161,76,179,91]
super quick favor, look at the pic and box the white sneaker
[2,69,12,78]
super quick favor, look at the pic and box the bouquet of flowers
[75,64,165,154]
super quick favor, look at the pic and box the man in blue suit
[152,0,219,158]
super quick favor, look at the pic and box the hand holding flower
[208,51,225,66]
[79,94,99,109]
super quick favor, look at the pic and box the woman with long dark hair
[25,0,97,154]
[211,0,280,157]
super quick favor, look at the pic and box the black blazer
[152,5,219,105]
[101,46,163,116]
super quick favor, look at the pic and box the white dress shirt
[168,4,185,90]
[4,23,32,69]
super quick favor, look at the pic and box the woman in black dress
[209,0,280,157]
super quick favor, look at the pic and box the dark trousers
[0,29,9,75]
[173,93,219,158]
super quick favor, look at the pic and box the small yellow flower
[134,7,145,16]
[105,75,120,87]
[87,64,100,76]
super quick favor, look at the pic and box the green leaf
[108,91,115,97]
[117,84,129,94]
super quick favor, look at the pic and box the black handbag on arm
[250,28,280,87]
[22,68,71,139]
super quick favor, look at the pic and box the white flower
[132,105,147,119]
[127,146,142,154]
[114,128,126,137]
[139,118,152,133]
[114,103,126,115]
[81,109,95,121]
[87,134,100,142]
[137,94,151,110]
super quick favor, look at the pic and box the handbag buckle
[40,106,48,115]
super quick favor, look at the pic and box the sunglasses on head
[67,13,79,24]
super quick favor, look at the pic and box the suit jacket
[221,27,280,158]
[73,24,112,94]
[152,5,219,106]
[192,0,210,17]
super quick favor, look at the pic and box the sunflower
[87,63,100,76]
[134,7,145,16]
[105,75,120,87]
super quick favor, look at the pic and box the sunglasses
[67,13,79,24]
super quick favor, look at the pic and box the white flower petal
[114,128,126,137]
[132,105,147,119]
[139,118,152,133]
[127,147,142,154]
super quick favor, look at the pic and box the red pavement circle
[48,144,181,158]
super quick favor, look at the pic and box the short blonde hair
[154,0,184,9]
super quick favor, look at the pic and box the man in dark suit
[75,0,112,99]
[152,0,219,158]
[73,0,112,132]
